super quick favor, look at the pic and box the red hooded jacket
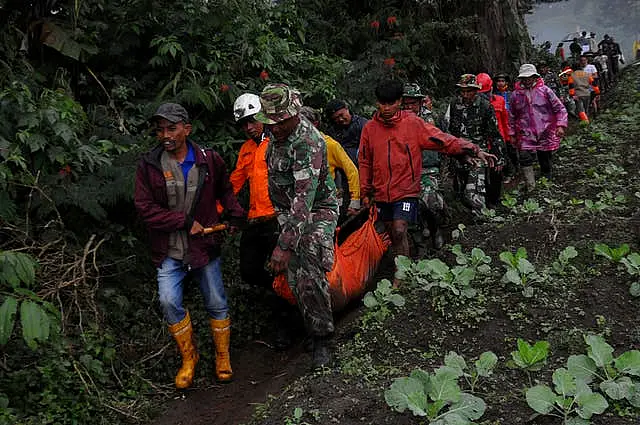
[488,94,510,143]
[359,111,479,203]
[134,141,244,268]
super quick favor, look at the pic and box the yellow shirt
[323,133,360,202]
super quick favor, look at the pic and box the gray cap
[152,103,189,123]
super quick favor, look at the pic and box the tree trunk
[477,0,531,73]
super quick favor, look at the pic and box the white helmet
[233,93,262,122]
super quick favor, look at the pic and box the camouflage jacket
[542,71,562,98]
[266,117,338,251]
[417,110,441,169]
[444,95,506,164]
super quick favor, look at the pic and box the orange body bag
[273,208,390,311]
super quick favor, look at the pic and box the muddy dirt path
[149,300,366,425]
[150,342,308,425]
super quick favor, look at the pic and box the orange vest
[229,137,275,220]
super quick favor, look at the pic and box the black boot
[312,335,332,369]
[432,227,444,250]
[427,211,445,250]
[271,297,297,351]
[273,323,293,351]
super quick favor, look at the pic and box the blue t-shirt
[179,143,196,187]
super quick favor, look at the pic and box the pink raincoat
[508,78,568,152]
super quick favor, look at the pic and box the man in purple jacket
[509,64,568,191]
[134,103,244,388]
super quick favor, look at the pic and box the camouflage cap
[255,84,302,124]
[403,82,425,98]
[456,74,482,89]
[152,103,189,123]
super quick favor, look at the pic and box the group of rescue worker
[135,60,578,389]
[552,33,626,123]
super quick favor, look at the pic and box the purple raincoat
[508,78,568,152]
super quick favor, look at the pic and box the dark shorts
[376,199,419,223]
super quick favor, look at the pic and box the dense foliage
[0,0,535,423]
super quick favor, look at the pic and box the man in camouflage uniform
[255,84,338,369]
[443,74,506,216]
[402,83,445,249]
[540,62,562,98]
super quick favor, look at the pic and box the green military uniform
[444,75,506,215]
[256,84,339,338]
[542,70,562,98]
[417,109,444,216]
[403,83,445,248]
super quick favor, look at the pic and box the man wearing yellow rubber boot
[135,103,244,387]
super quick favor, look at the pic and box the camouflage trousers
[452,161,486,215]
[420,168,444,213]
[286,209,338,337]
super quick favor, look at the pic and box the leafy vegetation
[621,253,640,297]
[0,251,58,349]
[551,246,579,276]
[394,253,490,324]
[509,338,549,389]
[451,244,492,276]
[525,335,640,424]
[511,339,550,373]
[593,243,640,296]
[520,198,544,217]
[283,407,315,425]
[444,351,498,394]
[362,279,405,325]
[385,352,490,424]
[396,255,478,298]
[526,372,609,424]
[499,247,543,297]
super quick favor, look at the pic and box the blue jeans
[157,256,228,325]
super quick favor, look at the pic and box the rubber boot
[578,111,590,123]
[168,311,199,389]
[312,335,332,369]
[210,317,233,383]
[431,227,444,250]
[273,315,293,351]
[427,212,445,250]
[522,166,536,192]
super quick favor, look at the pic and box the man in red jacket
[359,80,496,285]
[477,72,511,198]
[477,73,510,142]
[134,103,244,388]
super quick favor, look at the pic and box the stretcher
[273,207,391,312]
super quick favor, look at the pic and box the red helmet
[476,73,493,93]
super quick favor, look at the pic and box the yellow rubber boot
[210,317,233,383]
[168,311,199,389]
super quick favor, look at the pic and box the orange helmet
[476,73,493,93]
